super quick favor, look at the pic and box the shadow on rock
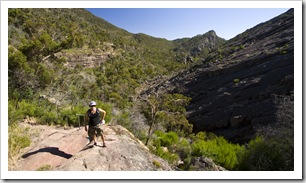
[22,147,72,159]
[79,145,94,152]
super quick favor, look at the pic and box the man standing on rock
[84,101,107,147]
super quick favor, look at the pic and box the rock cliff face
[55,43,117,68]
[143,9,294,143]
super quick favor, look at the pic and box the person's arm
[98,108,106,121]
[84,111,89,131]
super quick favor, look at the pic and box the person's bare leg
[101,135,106,147]
[93,134,97,145]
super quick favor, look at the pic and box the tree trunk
[145,107,155,145]
[145,120,154,146]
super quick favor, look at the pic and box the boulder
[189,156,227,171]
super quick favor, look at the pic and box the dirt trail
[13,123,110,171]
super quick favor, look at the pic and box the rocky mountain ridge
[142,9,294,143]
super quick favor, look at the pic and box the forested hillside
[8,8,293,171]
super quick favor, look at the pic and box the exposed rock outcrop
[188,156,227,171]
[11,123,88,171]
[13,123,173,171]
[143,9,294,143]
[55,125,172,171]
[55,44,116,68]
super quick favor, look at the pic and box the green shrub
[155,146,179,164]
[9,99,54,123]
[8,124,31,159]
[36,63,54,88]
[39,111,58,125]
[8,46,31,73]
[8,101,23,126]
[133,130,148,143]
[60,104,88,127]
[236,136,292,171]
[191,136,244,170]
[117,112,132,129]
[233,78,240,83]
[160,132,179,147]
[151,131,185,165]
[176,138,192,169]
[36,164,52,171]
[8,100,45,125]
[152,160,161,168]
[17,100,37,118]
[61,108,76,126]
[108,92,129,109]
[96,102,113,123]
[189,131,218,141]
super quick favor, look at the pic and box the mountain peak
[205,30,217,36]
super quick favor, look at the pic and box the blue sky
[86,8,289,40]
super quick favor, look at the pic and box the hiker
[84,101,107,147]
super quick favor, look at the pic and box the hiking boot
[102,143,106,147]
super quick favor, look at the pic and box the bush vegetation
[237,96,294,171]
[146,97,294,171]
[8,124,31,160]
[191,133,243,170]
[7,8,293,171]
[149,123,293,171]
[36,164,52,171]
[150,130,245,170]
[152,160,161,168]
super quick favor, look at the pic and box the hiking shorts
[88,125,103,139]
